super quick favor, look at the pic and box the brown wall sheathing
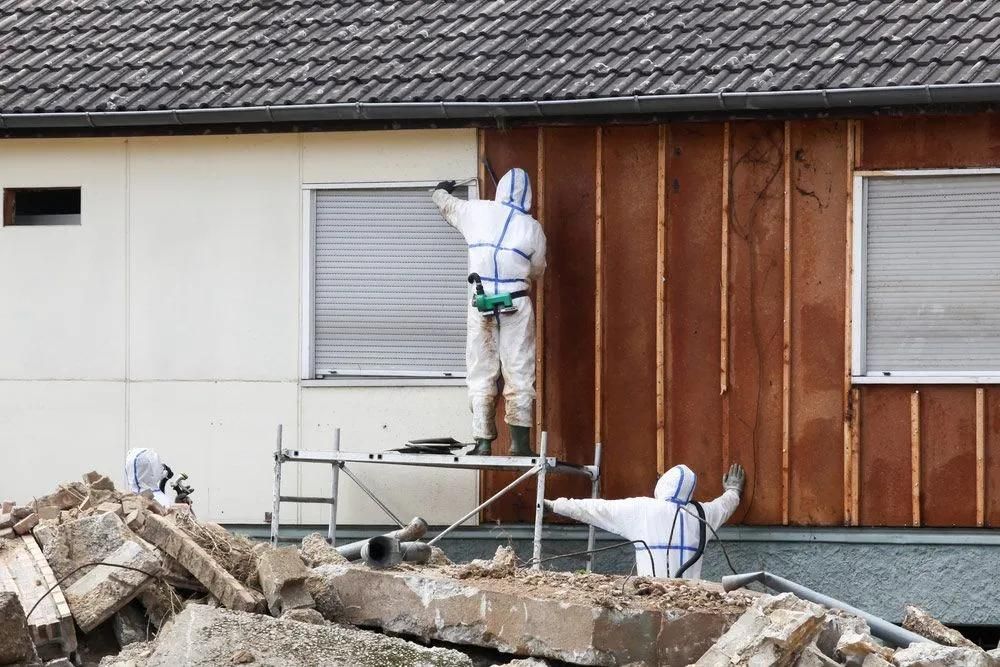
[480,128,540,522]
[859,387,913,525]
[665,123,726,503]
[536,127,598,503]
[787,120,848,525]
[987,390,1000,526]
[599,126,661,499]
[860,116,1000,169]
[919,388,977,526]
[726,121,785,524]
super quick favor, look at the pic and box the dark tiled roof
[1,0,1000,116]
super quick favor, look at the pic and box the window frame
[2,186,82,227]
[852,167,1000,384]
[300,179,477,386]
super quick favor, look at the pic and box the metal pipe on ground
[336,517,428,561]
[721,571,933,649]
[361,536,431,568]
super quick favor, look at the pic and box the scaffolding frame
[270,426,602,570]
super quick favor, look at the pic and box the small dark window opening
[3,188,81,226]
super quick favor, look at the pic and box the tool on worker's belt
[171,473,195,504]
[468,272,527,315]
[481,158,499,187]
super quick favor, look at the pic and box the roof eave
[2,83,999,129]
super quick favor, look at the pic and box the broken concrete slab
[0,535,77,659]
[37,512,137,588]
[903,605,980,649]
[281,608,326,625]
[89,475,116,492]
[96,502,125,517]
[126,510,257,612]
[37,506,61,522]
[257,547,314,616]
[312,563,744,667]
[80,489,115,512]
[0,592,41,666]
[63,540,160,633]
[32,483,87,512]
[14,512,39,535]
[835,628,896,664]
[145,603,472,667]
[113,602,151,647]
[694,593,827,667]
[299,532,347,567]
[861,655,895,667]
[892,643,994,666]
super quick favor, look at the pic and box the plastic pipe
[361,537,431,568]
[336,516,428,561]
[721,571,934,649]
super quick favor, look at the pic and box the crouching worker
[543,463,745,580]
[124,448,177,508]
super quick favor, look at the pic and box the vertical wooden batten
[911,389,921,527]
[977,387,986,527]
[720,121,732,468]
[844,119,857,526]
[656,124,667,474]
[594,128,604,447]
[535,128,546,441]
[781,121,792,526]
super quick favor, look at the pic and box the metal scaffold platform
[270,426,602,570]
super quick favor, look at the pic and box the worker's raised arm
[702,463,745,531]
[529,223,547,279]
[547,497,638,540]
[431,181,469,232]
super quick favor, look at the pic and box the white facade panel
[0,139,127,379]
[0,381,125,502]
[297,386,474,525]
[128,135,301,381]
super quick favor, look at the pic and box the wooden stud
[594,128,604,446]
[781,121,792,526]
[843,120,857,526]
[977,387,986,527]
[720,122,731,468]
[656,124,667,474]
[850,387,861,525]
[535,128,546,439]
[477,129,486,195]
[911,390,921,527]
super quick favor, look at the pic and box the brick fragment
[13,513,39,535]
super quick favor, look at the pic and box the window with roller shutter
[854,171,1000,381]
[310,185,470,379]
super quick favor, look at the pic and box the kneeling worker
[544,463,745,580]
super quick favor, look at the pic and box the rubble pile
[1,475,996,667]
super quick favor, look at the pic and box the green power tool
[468,273,527,314]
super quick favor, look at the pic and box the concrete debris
[13,512,40,535]
[280,607,326,625]
[299,532,347,567]
[63,540,160,633]
[257,547,314,616]
[835,629,897,663]
[37,512,136,587]
[11,506,33,521]
[97,641,154,667]
[694,593,828,666]
[493,660,550,667]
[902,606,979,649]
[113,602,152,647]
[137,581,178,628]
[0,591,41,666]
[89,475,116,492]
[428,545,453,566]
[37,506,61,522]
[0,514,13,529]
[861,655,895,667]
[892,643,996,666]
[453,545,517,579]
[144,603,473,666]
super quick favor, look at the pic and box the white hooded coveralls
[124,448,173,507]
[550,465,740,579]
[433,169,547,440]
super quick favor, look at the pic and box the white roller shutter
[863,174,1000,375]
[313,187,469,378]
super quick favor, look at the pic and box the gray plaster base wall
[238,524,1000,627]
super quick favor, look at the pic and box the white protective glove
[723,463,746,496]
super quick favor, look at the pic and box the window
[3,188,81,226]
[305,183,473,380]
[853,170,1000,382]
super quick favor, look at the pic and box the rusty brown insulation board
[787,120,849,525]
[859,387,913,525]
[987,389,1000,526]
[920,387,977,527]
[860,115,1000,169]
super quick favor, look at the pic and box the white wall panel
[128,381,298,523]
[0,139,127,379]
[302,129,477,184]
[0,381,125,501]
[128,135,300,381]
[298,386,475,525]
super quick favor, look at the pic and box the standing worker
[432,169,546,456]
[544,463,745,579]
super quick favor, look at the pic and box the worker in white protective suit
[124,448,174,507]
[432,169,546,456]
[544,463,745,579]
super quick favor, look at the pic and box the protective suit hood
[495,168,532,213]
[654,464,697,505]
[124,448,172,506]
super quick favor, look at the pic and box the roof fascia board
[3,83,1000,129]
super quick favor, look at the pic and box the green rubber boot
[469,438,493,456]
[509,425,537,457]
